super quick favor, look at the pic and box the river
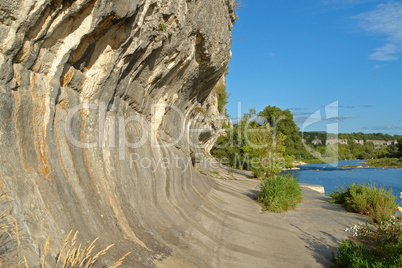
[286,160,402,204]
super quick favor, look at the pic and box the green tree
[211,108,286,178]
[258,106,302,157]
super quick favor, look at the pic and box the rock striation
[0,0,236,266]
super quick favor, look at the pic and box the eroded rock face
[0,0,234,266]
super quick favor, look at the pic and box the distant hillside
[301,132,401,147]
[300,132,401,160]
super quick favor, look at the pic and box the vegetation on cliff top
[215,84,229,114]
[303,132,402,161]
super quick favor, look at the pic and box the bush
[336,239,374,267]
[329,183,398,222]
[335,217,402,268]
[252,168,263,179]
[256,175,303,213]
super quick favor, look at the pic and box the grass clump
[158,23,165,31]
[365,158,402,168]
[214,84,228,114]
[0,195,130,267]
[329,183,398,222]
[256,175,303,213]
[193,107,208,116]
[6,230,131,268]
[335,216,402,267]
[39,230,130,268]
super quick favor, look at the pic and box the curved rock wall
[0,0,234,266]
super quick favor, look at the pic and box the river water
[286,160,402,204]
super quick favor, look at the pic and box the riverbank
[287,160,402,204]
[282,160,308,171]
[364,158,402,168]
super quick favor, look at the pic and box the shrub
[193,106,208,116]
[252,168,263,179]
[335,239,376,267]
[329,183,398,222]
[256,175,303,213]
[336,217,402,267]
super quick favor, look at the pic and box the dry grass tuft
[0,194,130,267]
[234,0,242,12]
[38,230,123,268]
[110,252,131,268]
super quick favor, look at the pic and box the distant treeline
[302,131,401,145]
[212,105,402,168]
[301,132,402,160]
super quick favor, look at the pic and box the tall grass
[0,195,130,267]
[256,175,303,213]
[37,230,130,268]
[329,183,398,222]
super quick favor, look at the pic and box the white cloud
[369,43,398,61]
[294,115,316,124]
[293,114,353,124]
[373,64,387,70]
[358,104,375,108]
[260,52,276,58]
[318,0,380,9]
[292,112,312,116]
[338,104,375,108]
[355,2,402,61]
[289,107,307,111]
[328,115,354,122]
[373,125,402,130]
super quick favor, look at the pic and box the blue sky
[226,0,402,134]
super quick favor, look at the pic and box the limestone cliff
[0,0,235,266]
